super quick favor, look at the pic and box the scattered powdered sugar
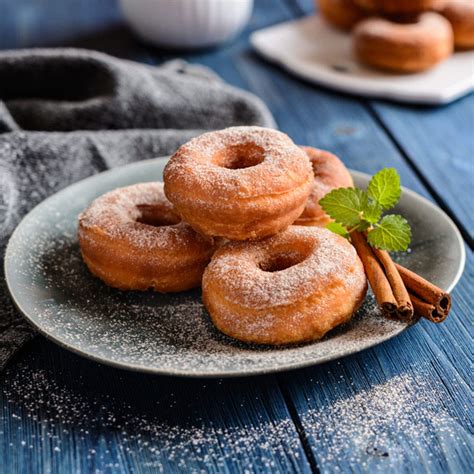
[1,348,468,471]
[7,158,409,376]
[299,371,471,472]
[1,362,304,472]
[10,223,405,375]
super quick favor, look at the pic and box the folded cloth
[0,48,275,371]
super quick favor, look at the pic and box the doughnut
[353,0,445,14]
[295,146,353,227]
[203,226,367,345]
[163,127,313,241]
[78,182,215,292]
[353,13,454,72]
[438,0,474,49]
[318,0,368,31]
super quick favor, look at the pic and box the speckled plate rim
[4,158,466,378]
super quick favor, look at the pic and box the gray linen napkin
[0,48,275,370]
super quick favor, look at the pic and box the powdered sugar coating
[163,127,314,240]
[164,126,313,200]
[355,12,453,45]
[205,226,364,310]
[77,182,216,292]
[8,157,446,376]
[78,182,210,251]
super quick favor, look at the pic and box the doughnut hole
[259,241,313,273]
[136,203,181,227]
[213,143,265,170]
[383,12,420,23]
[439,296,450,312]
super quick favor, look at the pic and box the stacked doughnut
[79,127,367,345]
[318,0,474,72]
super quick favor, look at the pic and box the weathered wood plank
[369,98,474,245]
[291,0,474,243]
[0,339,312,473]
[0,1,315,472]
[280,317,473,473]
[0,0,121,49]
[279,248,473,472]
[1,0,472,473]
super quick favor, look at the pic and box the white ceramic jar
[120,0,254,49]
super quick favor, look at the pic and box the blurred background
[0,2,473,474]
[0,0,257,61]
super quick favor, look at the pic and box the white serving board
[251,15,474,104]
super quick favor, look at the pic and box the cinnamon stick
[372,247,414,322]
[350,231,397,317]
[350,231,451,323]
[409,292,447,323]
[395,263,451,316]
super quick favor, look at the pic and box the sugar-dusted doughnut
[203,226,367,345]
[163,127,313,241]
[438,0,474,49]
[318,0,368,31]
[353,0,445,14]
[353,13,453,72]
[295,146,353,227]
[78,182,215,292]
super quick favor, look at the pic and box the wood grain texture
[279,251,473,473]
[265,2,474,472]
[369,99,474,246]
[294,0,474,245]
[0,1,312,472]
[1,0,473,473]
[0,0,121,49]
[1,339,312,473]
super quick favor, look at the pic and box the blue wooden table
[1,0,472,472]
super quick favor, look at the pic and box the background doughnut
[438,0,474,49]
[353,13,454,72]
[318,0,368,31]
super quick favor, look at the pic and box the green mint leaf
[362,200,383,224]
[367,168,401,210]
[326,222,349,238]
[319,188,368,226]
[367,214,411,251]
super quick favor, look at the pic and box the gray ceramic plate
[5,158,465,377]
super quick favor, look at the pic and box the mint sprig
[317,188,368,227]
[367,215,411,251]
[367,167,401,209]
[319,168,411,252]
[325,222,349,238]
